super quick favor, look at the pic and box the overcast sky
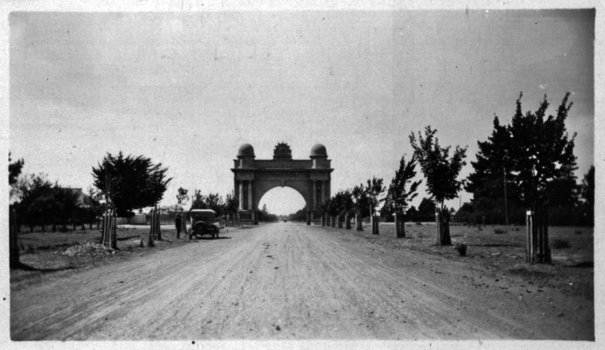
[9,9,595,215]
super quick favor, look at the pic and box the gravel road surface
[11,222,592,340]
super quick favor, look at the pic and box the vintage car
[189,209,221,239]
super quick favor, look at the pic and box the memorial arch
[231,142,333,225]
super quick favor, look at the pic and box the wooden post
[526,209,533,262]
[306,211,311,225]
[111,210,117,250]
[435,209,441,245]
[544,203,551,263]
[156,206,162,240]
[372,216,379,235]
[148,209,155,247]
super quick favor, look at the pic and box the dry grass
[330,222,594,300]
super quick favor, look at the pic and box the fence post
[111,209,117,249]
[372,216,379,235]
[526,209,533,262]
[156,207,162,241]
[543,205,552,264]
[148,209,155,247]
[435,209,441,244]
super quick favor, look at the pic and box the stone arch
[231,142,333,225]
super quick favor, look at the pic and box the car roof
[190,209,216,214]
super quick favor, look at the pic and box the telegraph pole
[503,167,509,225]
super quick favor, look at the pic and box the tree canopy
[9,152,24,186]
[465,93,580,224]
[384,155,421,214]
[191,191,226,216]
[409,126,467,209]
[92,152,171,217]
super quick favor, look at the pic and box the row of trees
[316,177,386,233]
[10,152,172,233]
[305,92,592,264]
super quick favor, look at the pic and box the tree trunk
[435,207,452,245]
[338,215,343,228]
[345,213,351,230]
[356,212,363,231]
[10,208,20,268]
[395,211,405,238]
[321,214,325,227]
[89,221,93,230]
[306,212,311,225]
[111,212,118,250]
[52,222,56,232]
[331,216,336,228]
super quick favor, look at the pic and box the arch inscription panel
[231,142,333,224]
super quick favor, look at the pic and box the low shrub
[552,239,571,249]
[494,229,507,234]
[454,243,467,256]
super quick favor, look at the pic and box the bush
[494,229,507,234]
[454,243,467,256]
[551,239,571,249]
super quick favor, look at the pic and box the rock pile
[60,243,116,257]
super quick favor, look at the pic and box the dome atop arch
[237,143,255,157]
[310,144,327,158]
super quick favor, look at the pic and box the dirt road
[11,222,593,340]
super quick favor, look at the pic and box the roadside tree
[579,166,595,226]
[225,192,239,226]
[92,152,172,218]
[385,155,421,237]
[351,184,369,231]
[365,177,386,235]
[410,126,467,245]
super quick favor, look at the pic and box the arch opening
[258,186,307,217]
